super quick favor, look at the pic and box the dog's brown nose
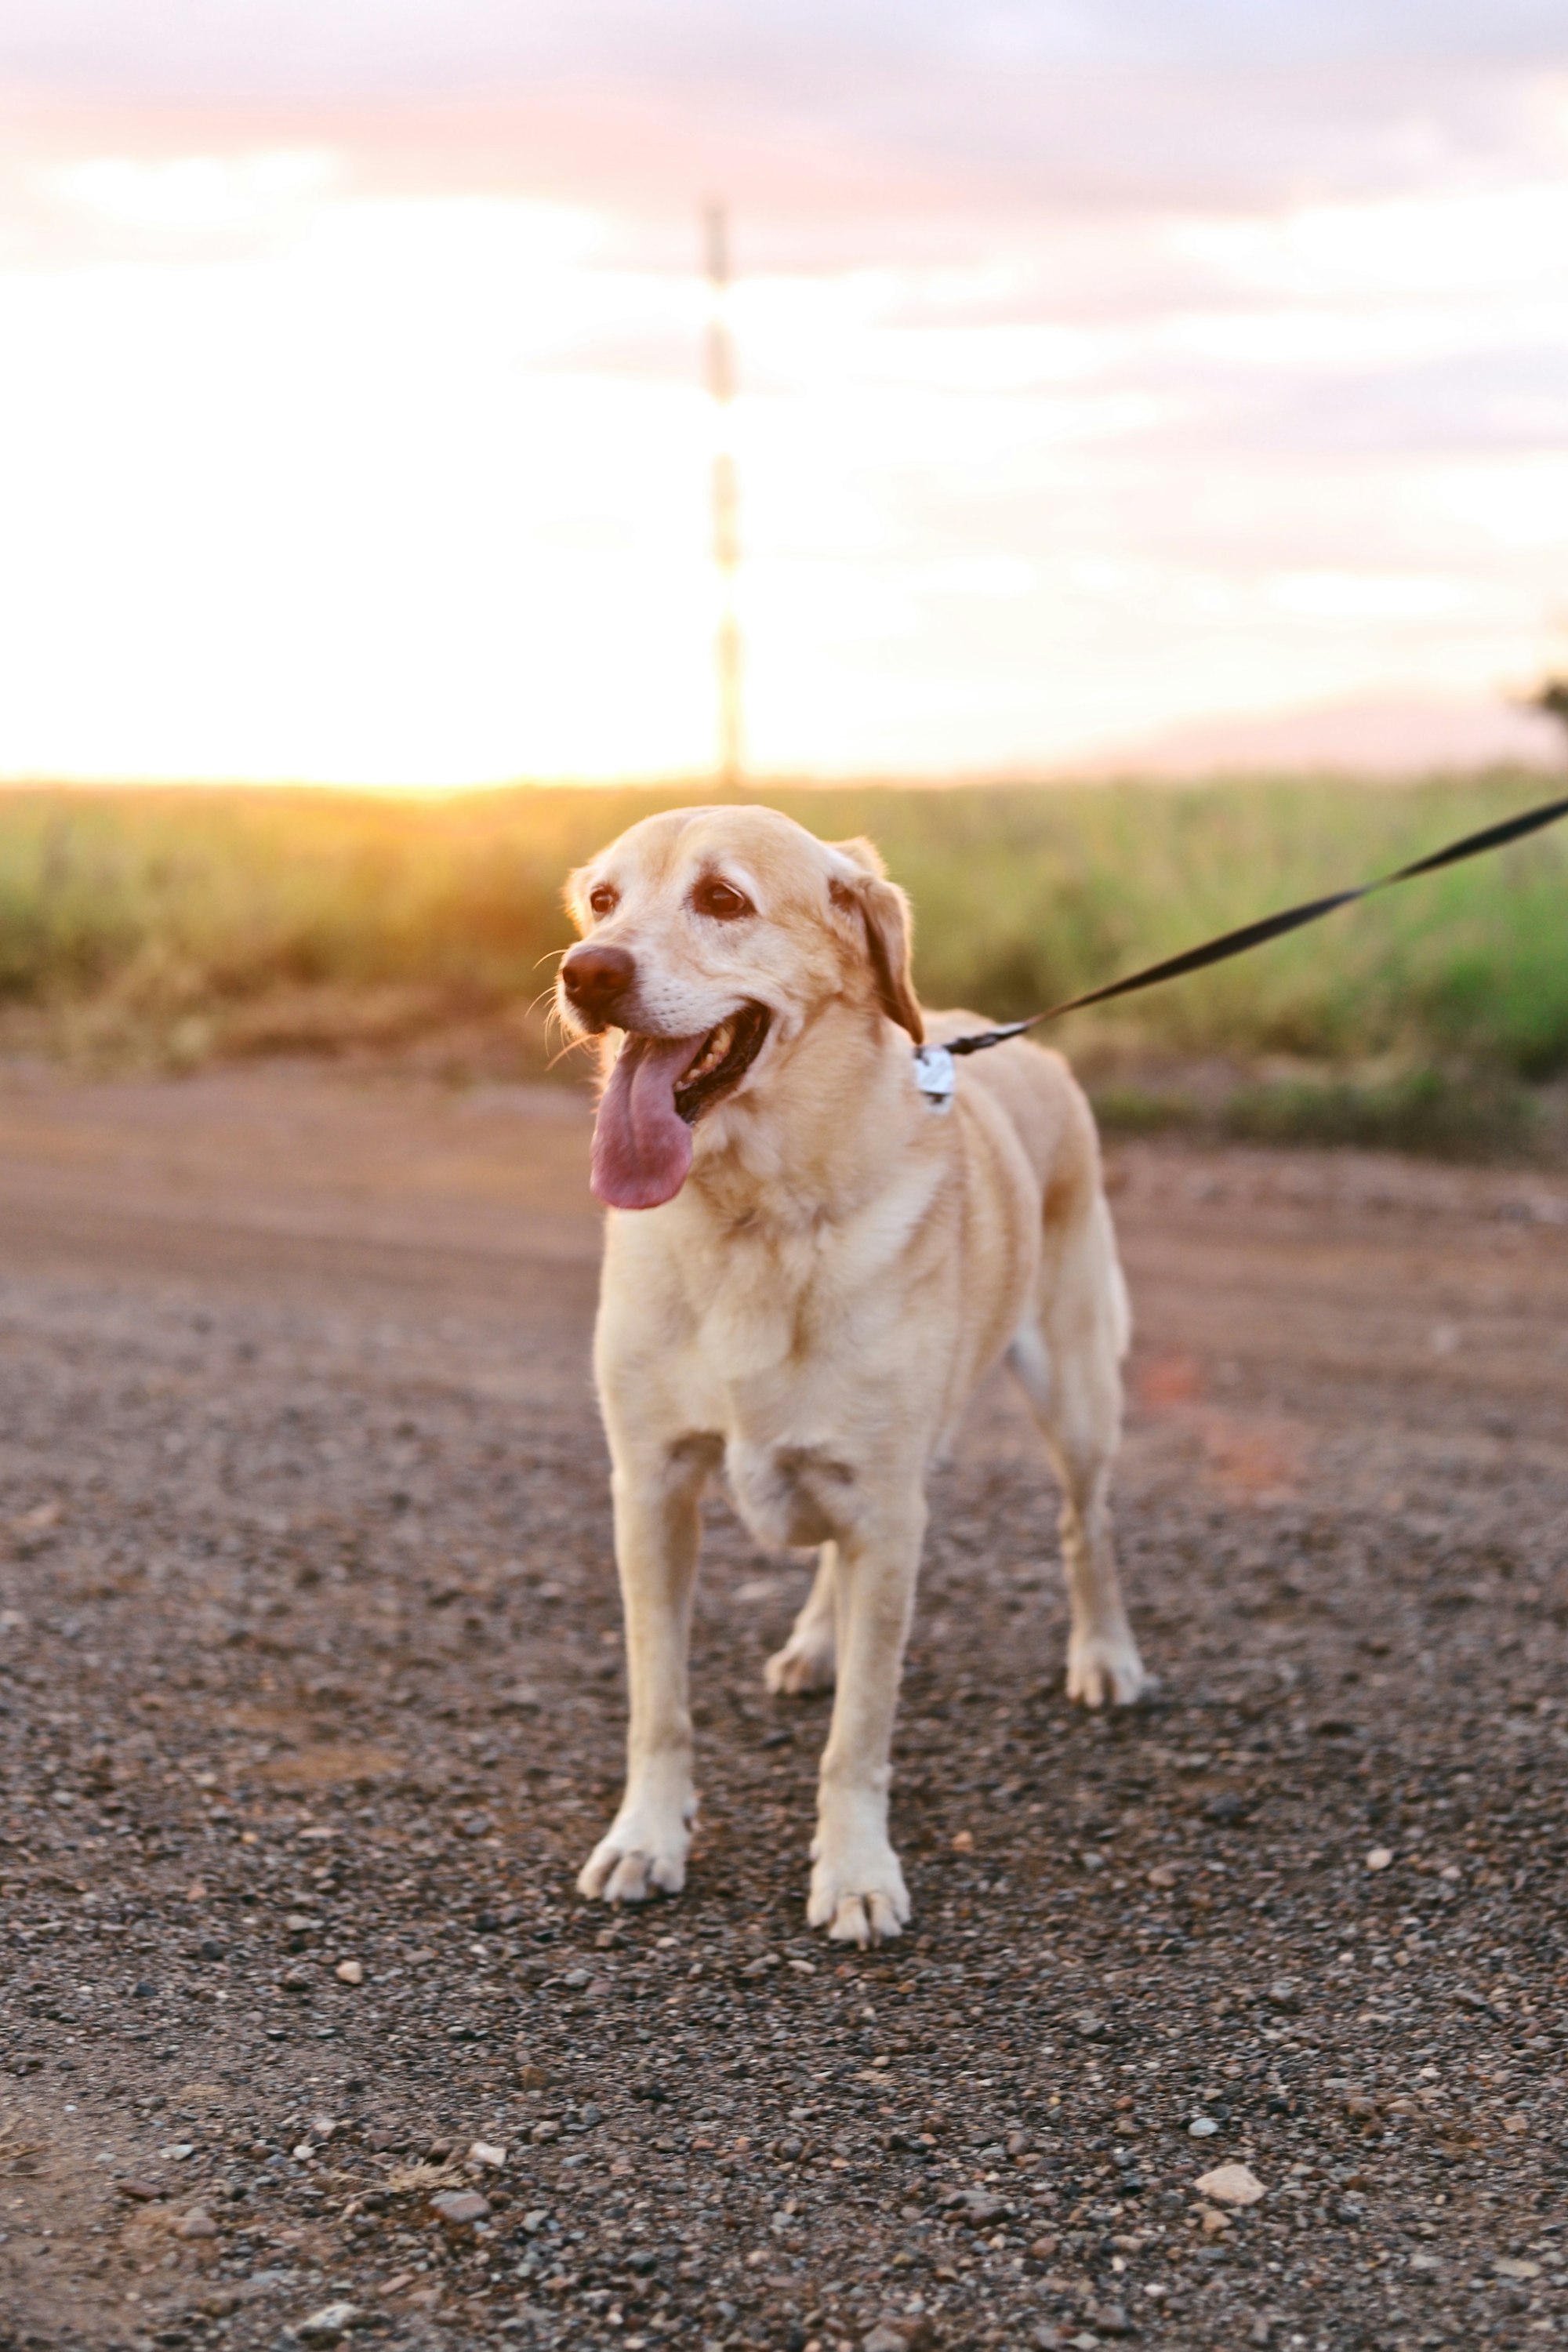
[562,942,637,1022]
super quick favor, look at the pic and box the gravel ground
[1,1066,1566,2352]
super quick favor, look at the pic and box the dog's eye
[587,884,618,917]
[692,877,752,920]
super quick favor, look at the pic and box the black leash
[913,788,1568,1105]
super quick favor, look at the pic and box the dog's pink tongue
[591,1032,705,1210]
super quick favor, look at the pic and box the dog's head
[557,805,921,1210]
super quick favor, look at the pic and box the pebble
[1189,2117,1220,2138]
[335,1960,364,1984]
[469,2140,506,2168]
[176,2207,219,2239]
[295,2304,361,2345]
[114,2178,165,2201]
[954,2188,1007,2224]
[1195,2163,1265,2206]
[1365,1846,1394,1871]
[862,2318,934,2352]
[430,2188,491,2229]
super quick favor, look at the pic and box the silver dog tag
[913,1043,956,1112]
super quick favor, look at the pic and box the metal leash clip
[912,1042,956,1113]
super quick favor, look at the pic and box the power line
[703,201,743,792]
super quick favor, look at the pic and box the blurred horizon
[5,3,1568,787]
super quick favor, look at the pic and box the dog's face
[557,805,921,1210]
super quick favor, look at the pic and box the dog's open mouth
[671,1004,771,1125]
[591,1004,771,1212]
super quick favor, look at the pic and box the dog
[555,804,1148,1944]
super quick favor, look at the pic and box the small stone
[114,2177,165,2201]
[280,1968,313,1994]
[296,2304,361,2344]
[1196,2163,1265,2206]
[1147,1864,1178,1889]
[532,2119,561,2143]
[862,2319,934,2352]
[457,1809,493,1838]
[469,2140,506,2168]
[335,1960,364,1984]
[285,1915,317,1935]
[197,1939,227,1962]
[431,2188,491,2228]
[951,1830,974,1853]
[177,2206,219,2239]
[1090,2309,1132,2340]
[561,1969,591,1990]
[1073,2013,1106,2041]
[1265,1979,1300,2012]
[1188,2116,1220,2138]
[1365,1846,1394,1871]
[1494,2257,1542,2281]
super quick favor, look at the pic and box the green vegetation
[0,774,1563,1151]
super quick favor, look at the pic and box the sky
[4,2,1568,784]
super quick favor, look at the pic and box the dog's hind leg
[1011,1190,1150,1708]
[764,1543,839,1695]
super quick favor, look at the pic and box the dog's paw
[1067,1627,1153,1709]
[764,1626,837,1696]
[807,1840,910,1947]
[576,1809,692,1906]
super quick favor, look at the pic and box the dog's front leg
[578,1438,717,1906]
[807,1506,923,1946]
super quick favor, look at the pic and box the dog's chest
[685,1227,818,1384]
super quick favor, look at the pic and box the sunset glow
[3,6,1568,782]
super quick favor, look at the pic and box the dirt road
[1,1065,1566,2352]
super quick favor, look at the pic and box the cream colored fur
[557,805,1147,1945]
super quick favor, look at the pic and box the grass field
[2,773,1564,1151]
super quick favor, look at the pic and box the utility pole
[703,201,743,792]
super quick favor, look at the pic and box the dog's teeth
[683,1020,735,1086]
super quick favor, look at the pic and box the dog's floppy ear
[828,838,924,1044]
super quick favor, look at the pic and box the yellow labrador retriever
[556,804,1147,1944]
